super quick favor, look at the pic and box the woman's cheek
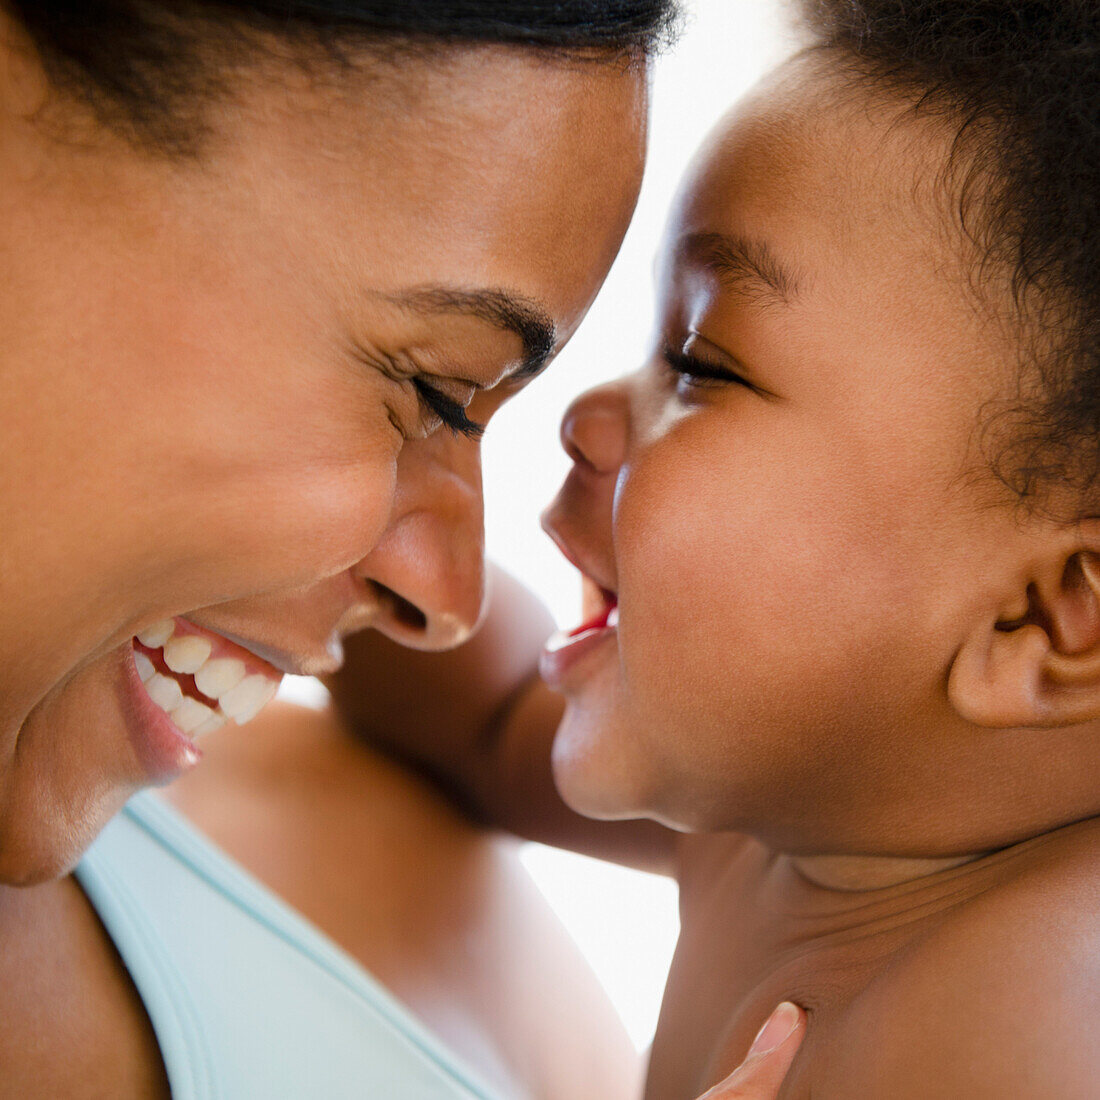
[132,428,400,607]
[232,458,400,585]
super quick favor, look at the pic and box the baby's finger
[694,1002,806,1100]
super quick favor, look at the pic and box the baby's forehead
[665,53,974,300]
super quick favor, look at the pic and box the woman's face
[0,44,646,882]
[541,58,1037,853]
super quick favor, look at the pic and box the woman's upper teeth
[194,657,246,698]
[162,634,212,674]
[217,673,278,721]
[134,618,280,738]
[136,620,174,649]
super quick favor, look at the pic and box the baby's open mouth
[132,618,282,740]
[546,582,619,654]
[569,587,619,638]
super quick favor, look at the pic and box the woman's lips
[120,642,203,783]
[132,617,283,740]
[117,616,287,786]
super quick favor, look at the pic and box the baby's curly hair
[800,1,1100,513]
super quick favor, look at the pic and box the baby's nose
[560,381,630,475]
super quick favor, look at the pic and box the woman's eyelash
[661,343,750,387]
[414,379,486,440]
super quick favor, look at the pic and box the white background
[283,0,795,1052]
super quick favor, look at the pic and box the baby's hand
[695,1003,805,1100]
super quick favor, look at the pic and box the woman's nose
[559,380,630,475]
[358,432,486,651]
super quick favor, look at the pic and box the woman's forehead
[162,50,649,333]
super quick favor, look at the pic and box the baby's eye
[413,378,485,441]
[661,341,752,389]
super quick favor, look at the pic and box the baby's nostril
[372,583,428,632]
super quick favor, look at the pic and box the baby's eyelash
[661,342,751,388]
[414,379,485,440]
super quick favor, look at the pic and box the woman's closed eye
[414,378,486,440]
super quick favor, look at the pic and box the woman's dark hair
[3,1,681,153]
[800,1,1100,512]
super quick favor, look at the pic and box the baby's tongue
[580,576,612,621]
[571,580,617,637]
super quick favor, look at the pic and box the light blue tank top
[75,793,501,1100]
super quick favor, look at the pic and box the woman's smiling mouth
[132,617,283,741]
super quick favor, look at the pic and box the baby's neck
[785,850,987,891]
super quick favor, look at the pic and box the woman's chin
[0,778,129,886]
[0,643,188,884]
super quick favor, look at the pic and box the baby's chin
[550,697,794,838]
[549,700,669,823]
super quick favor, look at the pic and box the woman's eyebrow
[382,285,557,379]
[676,231,800,308]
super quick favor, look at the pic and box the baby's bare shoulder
[814,818,1100,1099]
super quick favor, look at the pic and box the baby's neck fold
[785,850,988,892]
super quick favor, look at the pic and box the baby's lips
[581,575,607,623]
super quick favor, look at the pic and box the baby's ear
[949,537,1100,728]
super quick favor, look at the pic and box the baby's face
[543,56,1035,850]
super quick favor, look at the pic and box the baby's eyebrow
[676,231,799,308]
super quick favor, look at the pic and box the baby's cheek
[616,458,867,744]
[615,476,745,719]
